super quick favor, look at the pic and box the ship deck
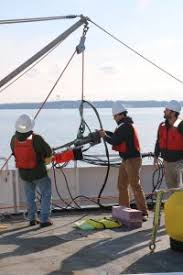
[0,209,183,275]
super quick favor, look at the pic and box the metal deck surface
[0,210,183,275]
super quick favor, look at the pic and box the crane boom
[0,17,87,89]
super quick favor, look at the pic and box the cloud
[1,29,183,102]
[137,0,152,11]
[99,65,118,75]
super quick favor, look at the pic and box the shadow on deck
[0,210,182,275]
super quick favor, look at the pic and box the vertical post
[74,161,80,207]
[12,170,18,214]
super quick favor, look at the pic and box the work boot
[142,214,148,222]
[29,220,40,226]
[40,220,53,228]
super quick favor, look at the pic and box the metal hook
[76,23,89,54]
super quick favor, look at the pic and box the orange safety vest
[13,135,37,169]
[112,123,140,153]
[159,119,183,151]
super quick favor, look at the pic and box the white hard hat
[165,100,181,113]
[15,114,35,133]
[112,102,127,116]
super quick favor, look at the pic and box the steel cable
[89,19,183,85]
[0,49,77,171]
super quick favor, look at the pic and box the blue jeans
[23,176,52,223]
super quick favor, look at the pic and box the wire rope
[89,19,183,85]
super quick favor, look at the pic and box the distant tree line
[0,100,182,109]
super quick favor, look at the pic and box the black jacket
[104,117,141,160]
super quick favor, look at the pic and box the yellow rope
[149,190,164,253]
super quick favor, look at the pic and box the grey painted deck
[0,210,183,275]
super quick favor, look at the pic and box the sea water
[0,107,164,168]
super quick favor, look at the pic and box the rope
[149,190,164,253]
[34,49,76,119]
[0,15,79,25]
[76,22,89,139]
[77,51,86,138]
[89,19,183,86]
[81,51,85,102]
[0,41,64,94]
[0,50,77,171]
[0,153,13,172]
[148,187,183,253]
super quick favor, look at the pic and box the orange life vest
[112,123,140,153]
[158,119,183,151]
[13,135,37,169]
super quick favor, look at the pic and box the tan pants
[118,157,148,215]
[164,160,183,189]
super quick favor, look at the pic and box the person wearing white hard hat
[99,101,148,221]
[10,114,53,228]
[154,100,183,188]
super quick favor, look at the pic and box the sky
[0,0,183,103]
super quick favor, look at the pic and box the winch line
[0,153,13,171]
[34,49,76,119]
[0,49,77,171]
[1,15,183,85]
[77,51,85,136]
[81,51,85,102]
[0,41,64,94]
[89,19,183,85]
